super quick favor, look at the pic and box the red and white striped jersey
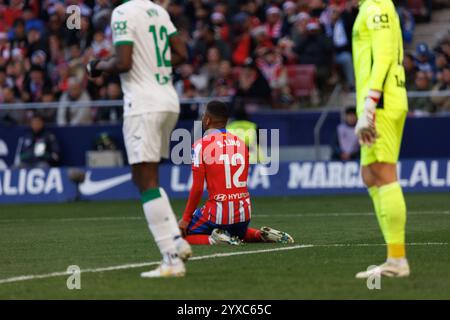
[186,128,252,225]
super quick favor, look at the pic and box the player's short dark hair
[206,100,230,122]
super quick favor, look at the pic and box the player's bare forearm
[96,45,133,75]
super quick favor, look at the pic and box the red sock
[185,235,211,245]
[244,228,262,242]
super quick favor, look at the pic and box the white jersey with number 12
[111,0,179,116]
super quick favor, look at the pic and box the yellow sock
[379,182,407,259]
[388,244,406,258]
[368,186,387,242]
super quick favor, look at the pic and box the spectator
[211,12,230,42]
[293,18,333,92]
[409,71,434,113]
[5,59,26,95]
[174,63,208,97]
[256,47,291,108]
[91,30,112,59]
[281,1,298,38]
[25,25,48,66]
[200,46,223,93]
[309,0,326,18]
[4,0,24,29]
[0,86,23,125]
[415,43,434,79]
[0,31,11,65]
[95,80,123,123]
[396,1,415,44]
[291,11,310,42]
[231,12,253,66]
[180,80,200,120]
[264,6,283,43]
[437,39,450,60]
[57,77,92,126]
[434,52,449,82]
[217,60,234,84]
[21,64,51,102]
[8,18,27,53]
[404,53,418,90]
[66,44,86,82]
[40,87,57,124]
[17,114,60,168]
[193,24,231,65]
[251,25,273,58]
[211,60,235,97]
[212,78,235,97]
[0,66,13,89]
[239,0,263,28]
[431,67,450,113]
[235,58,272,108]
[323,4,355,89]
[331,106,359,161]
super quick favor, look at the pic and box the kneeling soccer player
[178,101,293,245]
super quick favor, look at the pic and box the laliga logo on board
[0,168,63,195]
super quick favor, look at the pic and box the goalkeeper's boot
[210,229,242,246]
[141,255,186,278]
[175,236,192,262]
[260,226,294,244]
[355,259,410,279]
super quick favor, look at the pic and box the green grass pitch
[0,193,449,299]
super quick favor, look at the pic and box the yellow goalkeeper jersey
[352,0,408,114]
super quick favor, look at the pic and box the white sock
[141,188,181,264]
[159,188,182,241]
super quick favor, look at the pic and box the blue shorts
[187,209,250,239]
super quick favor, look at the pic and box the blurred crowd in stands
[0,0,448,127]
[404,41,450,113]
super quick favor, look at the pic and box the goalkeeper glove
[355,89,381,146]
[86,59,102,78]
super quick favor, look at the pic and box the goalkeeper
[352,0,409,278]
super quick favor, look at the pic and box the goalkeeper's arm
[355,5,396,145]
[355,89,381,146]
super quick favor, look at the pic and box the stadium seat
[286,64,317,98]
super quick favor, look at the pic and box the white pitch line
[257,211,450,218]
[0,242,449,285]
[0,245,313,285]
[0,210,449,223]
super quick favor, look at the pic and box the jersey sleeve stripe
[114,40,134,46]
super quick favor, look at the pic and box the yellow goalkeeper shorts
[360,108,407,166]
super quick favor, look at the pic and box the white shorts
[123,112,179,165]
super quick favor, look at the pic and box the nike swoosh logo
[79,171,132,196]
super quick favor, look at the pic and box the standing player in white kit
[86,0,192,278]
